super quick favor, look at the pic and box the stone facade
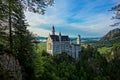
[47,26,81,59]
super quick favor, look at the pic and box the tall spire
[59,32,61,41]
[77,34,81,45]
[59,32,61,54]
[52,25,55,35]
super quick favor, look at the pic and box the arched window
[48,43,52,50]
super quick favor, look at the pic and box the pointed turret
[77,35,81,45]
[59,32,62,53]
[52,25,55,35]
[59,32,61,36]
[59,32,61,41]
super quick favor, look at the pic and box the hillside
[97,28,120,47]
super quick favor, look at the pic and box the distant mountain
[98,28,120,47]
[36,36,47,42]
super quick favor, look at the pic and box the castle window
[66,45,69,47]
[48,43,52,50]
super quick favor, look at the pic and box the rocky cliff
[0,53,22,80]
[101,28,120,41]
[98,28,120,47]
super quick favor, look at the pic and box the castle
[46,26,81,59]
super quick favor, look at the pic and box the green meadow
[98,47,112,54]
[36,42,46,53]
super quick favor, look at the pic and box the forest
[0,0,120,80]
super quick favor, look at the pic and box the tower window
[48,43,52,50]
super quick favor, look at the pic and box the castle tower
[77,35,81,45]
[52,25,55,35]
[59,32,62,54]
[59,32,61,37]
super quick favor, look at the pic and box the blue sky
[25,0,120,38]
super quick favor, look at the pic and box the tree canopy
[110,4,120,27]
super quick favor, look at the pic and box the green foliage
[98,47,112,61]
[36,42,46,53]
[34,51,78,80]
[97,43,120,61]
[20,0,54,15]
[106,59,120,80]
[98,47,111,54]
[78,45,108,80]
[111,43,120,59]
[0,0,54,79]
[112,33,120,38]
[33,43,120,80]
[0,64,16,80]
[1,0,120,80]
[110,4,120,27]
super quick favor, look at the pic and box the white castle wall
[47,38,81,59]
[46,26,81,59]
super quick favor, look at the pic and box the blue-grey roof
[50,35,59,41]
[50,35,70,41]
[61,36,70,41]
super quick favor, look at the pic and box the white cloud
[69,13,117,35]
[24,0,119,37]
[28,27,51,37]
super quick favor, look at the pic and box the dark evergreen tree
[110,4,120,27]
